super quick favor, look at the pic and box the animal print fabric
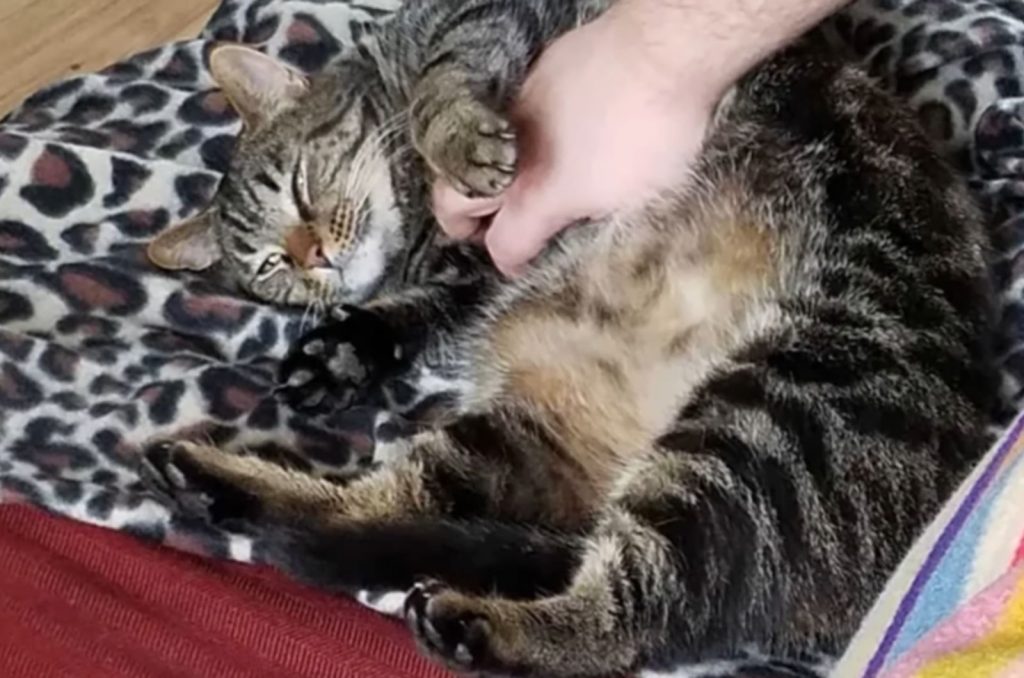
[0,0,402,558]
[0,1,1021,677]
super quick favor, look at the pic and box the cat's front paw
[139,441,261,527]
[413,94,516,198]
[405,582,510,674]
[277,305,403,413]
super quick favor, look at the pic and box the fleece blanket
[3,0,1024,676]
[833,407,1024,678]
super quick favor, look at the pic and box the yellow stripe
[914,576,1024,678]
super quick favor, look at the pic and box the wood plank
[0,0,219,115]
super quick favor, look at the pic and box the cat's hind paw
[405,582,511,673]
[139,441,261,528]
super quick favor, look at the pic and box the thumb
[485,184,575,277]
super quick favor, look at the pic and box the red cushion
[0,505,451,678]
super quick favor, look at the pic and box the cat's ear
[209,44,310,128]
[147,212,222,272]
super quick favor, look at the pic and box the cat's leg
[258,512,581,599]
[401,436,843,677]
[139,412,589,596]
[402,339,955,678]
[398,2,609,197]
[140,438,430,528]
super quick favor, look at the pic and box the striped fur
[141,1,999,676]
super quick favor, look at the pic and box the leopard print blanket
[2,1,1024,676]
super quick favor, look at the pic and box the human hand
[431,8,720,276]
[430,0,849,276]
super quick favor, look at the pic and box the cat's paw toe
[278,306,399,413]
[465,114,517,194]
[279,336,361,413]
[140,441,214,518]
[139,441,259,527]
[418,99,517,198]
[276,364,335,413]
[405,582,500,671]
[139,441,184,496]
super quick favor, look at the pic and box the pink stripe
[864,413,1024,676]
[1012,534,1024,568]
[881,567,1024,677]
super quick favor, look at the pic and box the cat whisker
[375,108,409,143]
[315,283,331,316]
[299,297,316,332]
[345,113,409,200]
[298,276,331,331]
[382,141,414,167]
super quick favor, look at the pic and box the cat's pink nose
[285,227,328,269]
[303,244,328,269]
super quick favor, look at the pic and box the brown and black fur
[141,1,997,676]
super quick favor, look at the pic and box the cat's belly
[482,212,784,495]
[486,288,775,497]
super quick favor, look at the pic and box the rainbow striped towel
[834,413,1024,677]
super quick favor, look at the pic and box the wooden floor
[0,0,220,114]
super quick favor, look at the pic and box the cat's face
[147,46,404,308]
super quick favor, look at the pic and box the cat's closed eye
[292,162,315,222]
[258,253,289,278]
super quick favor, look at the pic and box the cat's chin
[326,280,382,308]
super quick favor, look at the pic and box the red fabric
[0,505,451,678]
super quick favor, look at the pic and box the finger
[468,229,488,248]
[431,180,503,239]
[485,187,575,277]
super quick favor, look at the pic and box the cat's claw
[405,582,502,672]
[139,441,259,527]
[140,441,218,519]
[329,305,352,322]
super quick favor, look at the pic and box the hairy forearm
[603,0,851,96]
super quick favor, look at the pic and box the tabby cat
[141,1,998,676]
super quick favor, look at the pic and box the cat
[140,0,998,676]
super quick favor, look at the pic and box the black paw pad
[277,305,403,414]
